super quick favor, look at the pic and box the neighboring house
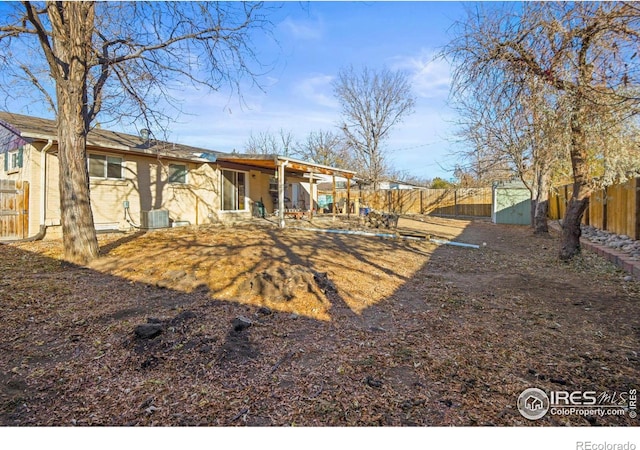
[353,179,426,191]
[0,112,355,240]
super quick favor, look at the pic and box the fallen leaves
[0,216,638,426]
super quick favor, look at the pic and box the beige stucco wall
[35,146,225,237]
[87,154,218,228]
[1,142,45,238]
[3,143,322,239]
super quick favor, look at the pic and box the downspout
[1,139,53,243]
[40,139,54,231]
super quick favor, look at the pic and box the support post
[346,175,351,220]
[278,161,286,228]
[332,174,337,221]
[308,170,314,222]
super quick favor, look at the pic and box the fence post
[635,178,640,240]
[454,190,459,216]
[602,187,608,231]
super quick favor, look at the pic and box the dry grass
[1,216,638,426]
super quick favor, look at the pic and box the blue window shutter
[3,153,7,172]
[17,147,23,168]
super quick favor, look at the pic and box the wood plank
[635,178,640,240]
[21,181,29,238]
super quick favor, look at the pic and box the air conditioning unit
[140,209,169,229]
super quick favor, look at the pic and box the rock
[256,306,272,316]
[366,211,399,229]
[313,271,337,293]
[232,316,252,332]
[441,399,454,407]
[135,323,163,339]
[240,265,331,302]
[623,276,634,282]
[139,397,154,409]
[365,376,383,388]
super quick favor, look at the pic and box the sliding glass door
[221,169,246,211]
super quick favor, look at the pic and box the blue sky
[4,1,470,181]
[166,1,468,181]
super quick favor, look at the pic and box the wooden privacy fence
[548,177,640,240]
[0,179,29,239]
[319,188,492,217]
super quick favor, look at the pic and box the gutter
[40,139,54,231]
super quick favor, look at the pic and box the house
[0,112,355,240]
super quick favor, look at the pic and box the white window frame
[88,153,124,180]
[168,163,188,184]
[5,148,23,172]
[8,150,19,170]
[220,168,249,212]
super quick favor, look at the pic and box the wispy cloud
[280,16,324,41]
[153,78,340,152]
[390,50,451,99]
[292,74,338,108]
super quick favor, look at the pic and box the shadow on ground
[1,216,638,426]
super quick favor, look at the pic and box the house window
[88,154,123,179]
[168,164,187,184]
[4,147,23,172]
[221,169,246,211]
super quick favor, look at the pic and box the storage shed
[492,180,531,225]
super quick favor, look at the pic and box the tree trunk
[50,2,99,264]
[559,93,590,260]
[527,166,550,234]
[533,173,550,234]
[559,195,589,260]
[530,198,537,229]
[533,199,549,234]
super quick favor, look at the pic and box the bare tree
[446,2,640,258]
[0,1,274,263]
[448,47,569,233]
[244,128,295,156]
[333,65,415,189]
[296,130,352,168]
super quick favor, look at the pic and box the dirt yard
[1,216,638,426]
